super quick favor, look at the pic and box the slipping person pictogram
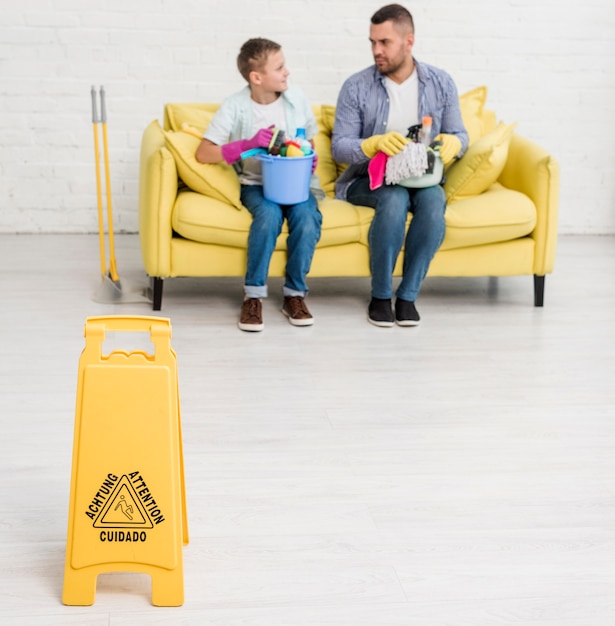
[114,494,134,521]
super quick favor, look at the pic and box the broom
[90,85,150,304]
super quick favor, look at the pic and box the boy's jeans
[346,178,446,302]
[240,185,322,299]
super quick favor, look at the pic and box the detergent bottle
[419,116,432,146]
[293,127,313,156]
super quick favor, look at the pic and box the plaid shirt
[331,59,468,199]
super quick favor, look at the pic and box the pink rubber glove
[311,152,318,174]
[221,128,274,164]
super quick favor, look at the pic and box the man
[332,4,468,327]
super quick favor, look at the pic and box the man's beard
[375,55,405,76]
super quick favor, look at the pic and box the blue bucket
[258,154,313,205]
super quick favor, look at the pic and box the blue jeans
[346,177,446,301]
[240,185,322,299]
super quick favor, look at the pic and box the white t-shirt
[241,96,287,185]
[384,70,419,137]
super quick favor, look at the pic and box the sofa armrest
[499,133,560,275]
[139,120,179,278]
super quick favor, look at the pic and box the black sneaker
[395,298,420,326]
[238,298,264,332]
[368,297,394,327]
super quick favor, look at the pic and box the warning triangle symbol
[93,475,154,529]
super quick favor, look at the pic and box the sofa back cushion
[459,86,494,145]
[163,123,243,209]
[444,122,517,203]
[164,103,220,133]
[313,104,340,198]
[161,106,243,209]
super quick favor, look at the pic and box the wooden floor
[1,234,614,625]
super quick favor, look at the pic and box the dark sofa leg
[534,275,545,307]
[151,277,163,311]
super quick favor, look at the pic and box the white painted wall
[1,0,614,233]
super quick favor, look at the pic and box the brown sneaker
[282,296,314,327]
[238,298,264,332]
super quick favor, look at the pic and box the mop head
[385,142,429,186]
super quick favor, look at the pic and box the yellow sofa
[139,87,559,310]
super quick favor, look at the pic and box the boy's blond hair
[237,38,282,83]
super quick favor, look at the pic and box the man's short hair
[237,38,281,82]
[371,4,414,32]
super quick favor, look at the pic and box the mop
[90,86,151,304]
[384,142,429,185]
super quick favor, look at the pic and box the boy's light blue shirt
[204,85,318,147]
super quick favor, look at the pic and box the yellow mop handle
[91,86,107,279]
[100,86,120,283]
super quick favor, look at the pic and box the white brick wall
[1,0,614,234]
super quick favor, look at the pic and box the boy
[196,38,322,332]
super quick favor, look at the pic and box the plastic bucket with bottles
[258,153,314,204]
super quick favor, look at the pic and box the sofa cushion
[349,182,536,251]
[444,122,517,203]
[319,104,336,134]
[172,194,366,250]
[319,198,371,248]
[165,103,219,133]
[310,105,339,198]
[459,86,488,145]
[163,126,243,210]
[172,191,252,248]
[313,131,337,198]
[440,183,536,250]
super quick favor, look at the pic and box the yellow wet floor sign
[63,316,188,606]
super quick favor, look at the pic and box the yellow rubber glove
[434,133,462,165]
[361,132,408,158]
